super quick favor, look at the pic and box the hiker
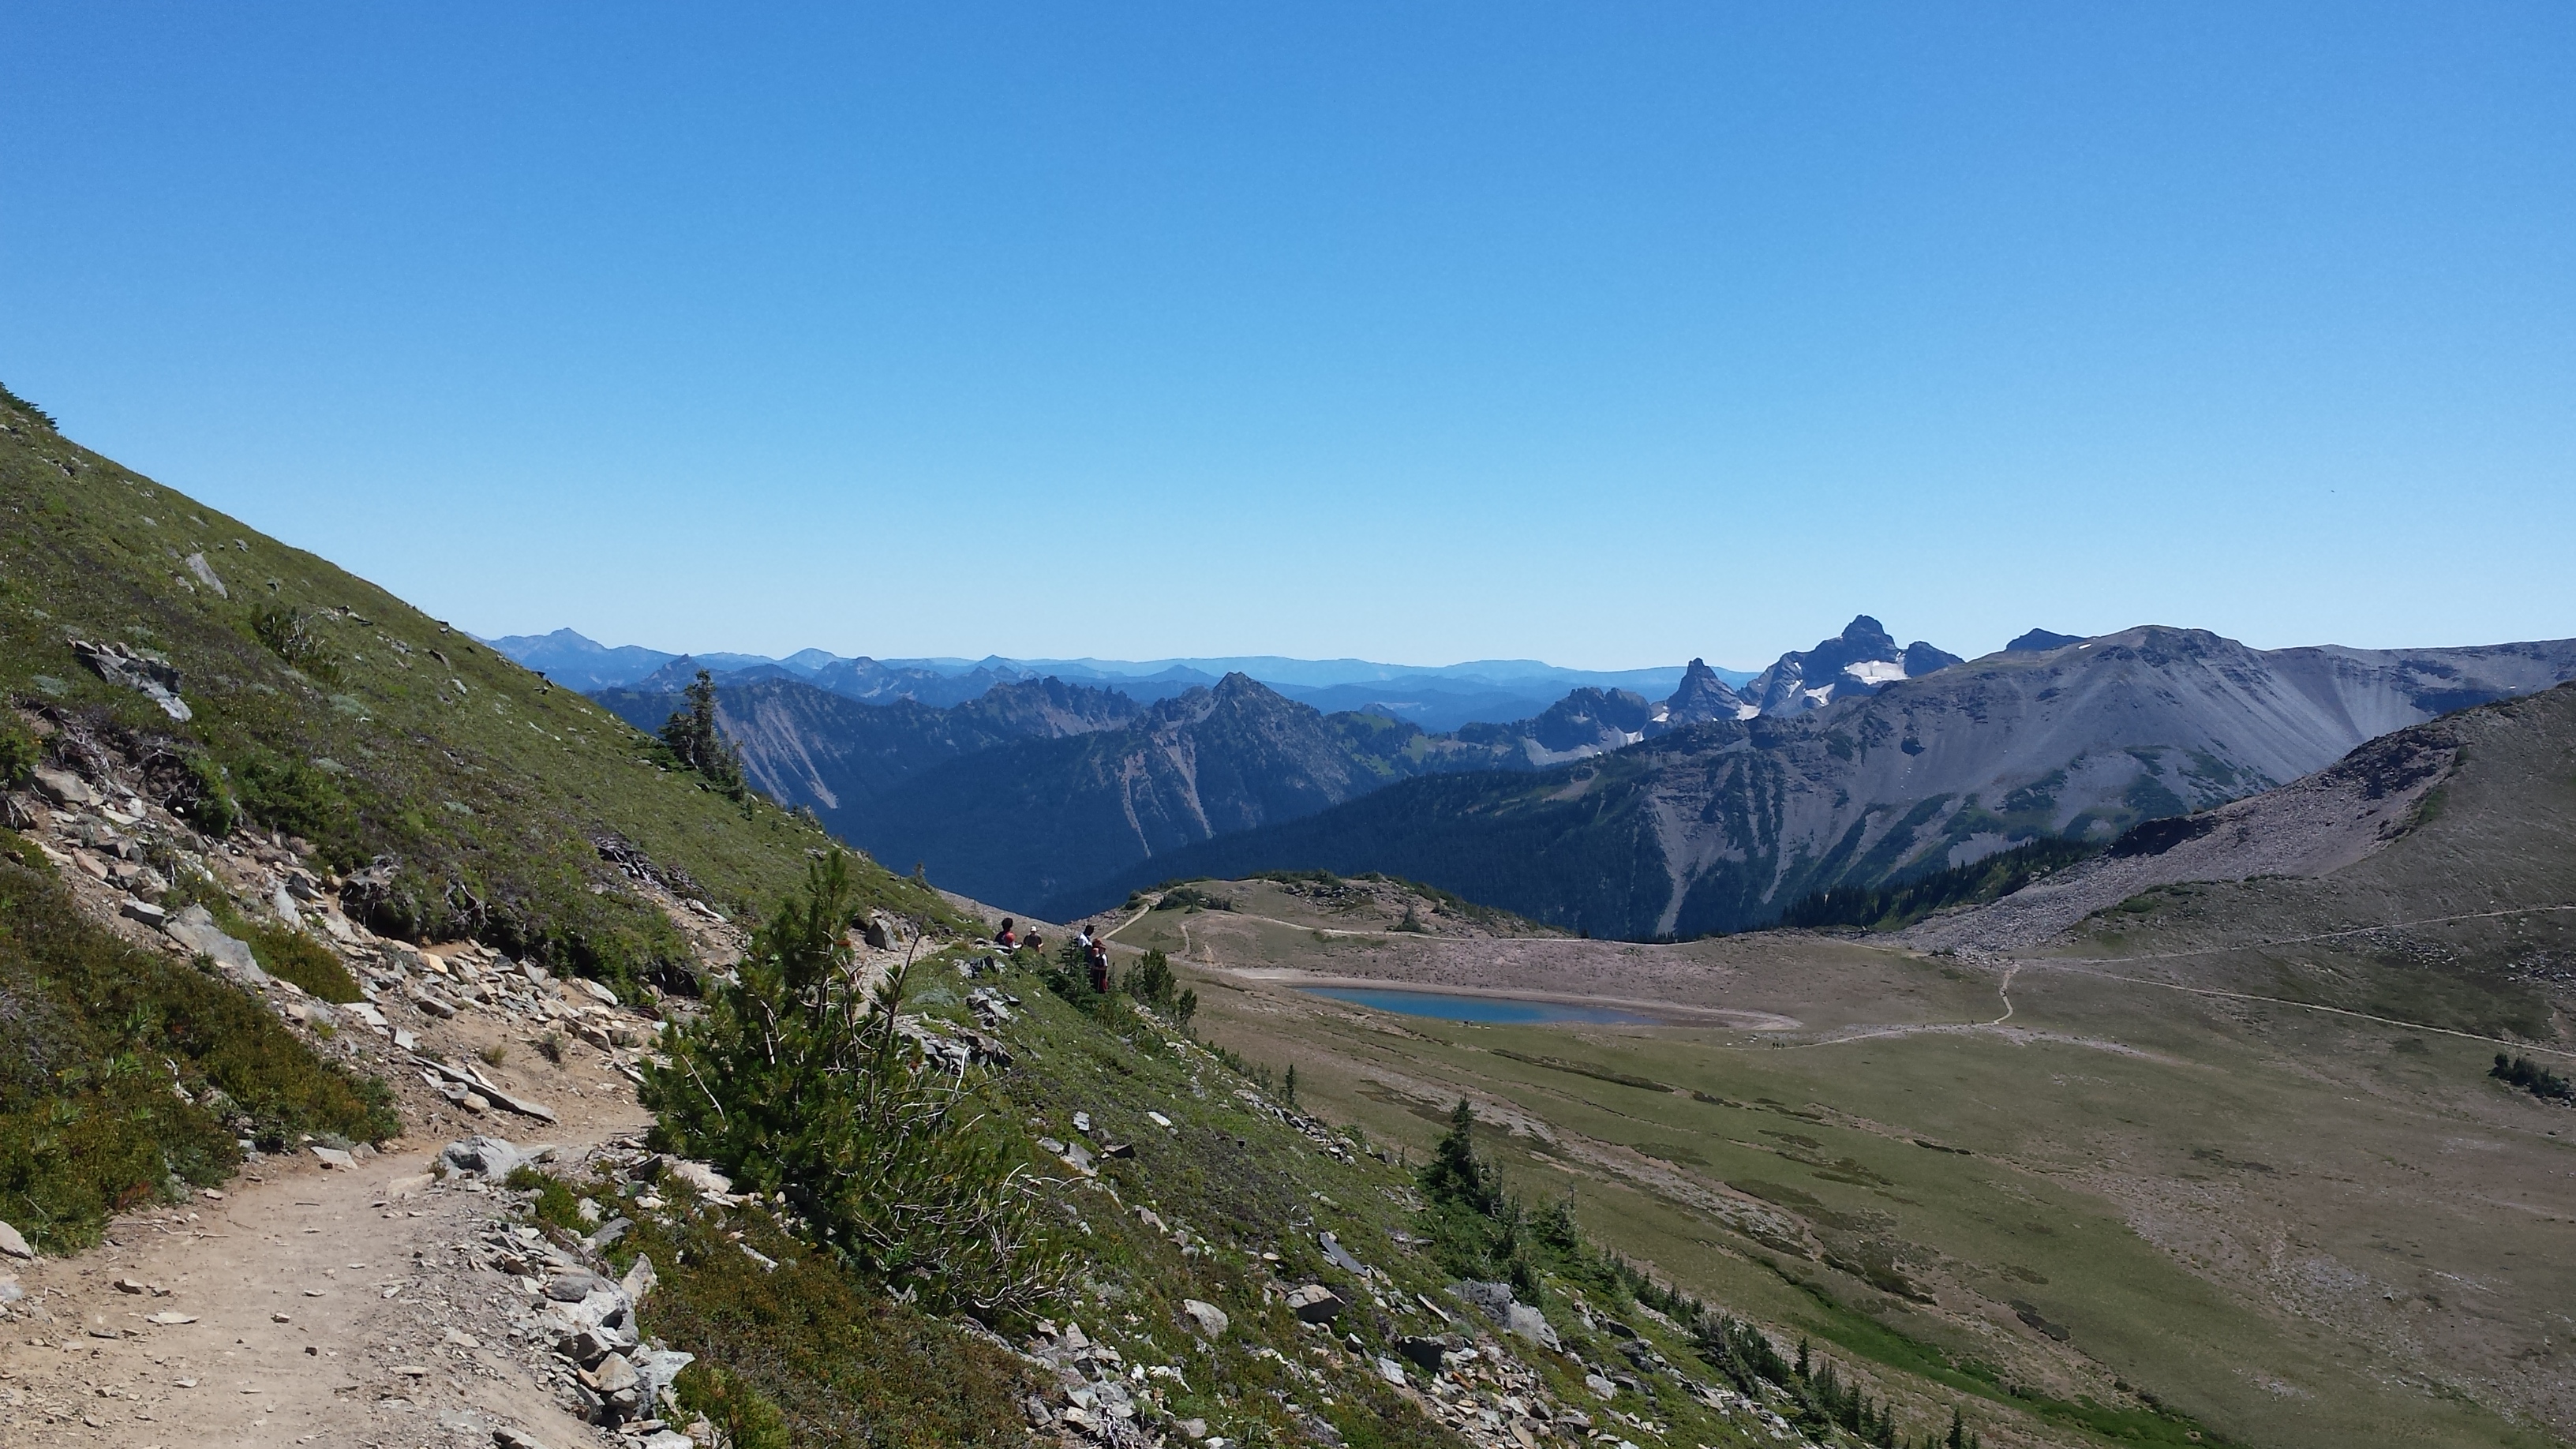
[1022,930,1044,955]
[994,916,1017,949]
[1087,938,1110,994]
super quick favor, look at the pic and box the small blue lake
[1303,987,1653,1025]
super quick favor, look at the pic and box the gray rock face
[183,551,229,598]
[71,639,191,721]
[30,767,98,807]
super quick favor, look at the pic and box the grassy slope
[0,852,398,1249]
[0,391,964,984]
[545,938,1864,1449]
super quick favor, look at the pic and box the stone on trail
[0,1220,32,1260]
[440,1135,523,1179]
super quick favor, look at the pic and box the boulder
[163,905,266,984]
[1395,1335,1447,1372]
[0,1220,33,1260]
[1179,1298,1228,1339]
[665,1159,734,1200]
[586,1352,638,1395]
[440,1135,523,1179]
[29,767,97,807]
[619,1254,657,1306]
[1504,1302,1561,1350]
[1457,1279,1517,1318]
[546,1271,615,1302]
[631,1346,695,1405]
[1283,1283,1344,1324]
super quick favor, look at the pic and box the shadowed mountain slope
[1910,678,2576,958]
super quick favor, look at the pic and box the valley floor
[1125,882,2576,1449]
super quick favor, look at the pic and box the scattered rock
[0,1220,34,1260]
[492,1429,552,1449]
[311,1146,355,1170]
[113,1276,148,1294]
[72,639,191,721]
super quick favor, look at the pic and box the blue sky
[6,4,2571,669]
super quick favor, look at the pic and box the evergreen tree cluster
[1118,946,1199,1026]
[2492,1052,2573,1102]
[661,669,747,796]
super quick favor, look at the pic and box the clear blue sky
[6,4,2571,669]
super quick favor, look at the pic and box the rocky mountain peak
[1742,616,1960,717]
[2006,628,2086,653]
[1664,657,1750,724]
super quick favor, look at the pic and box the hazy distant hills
[500,627,1729,732]
[1057,626,2576,936]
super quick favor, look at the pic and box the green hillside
[0,387,963,988]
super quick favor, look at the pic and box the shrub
[246,605,339,681]
[228,749,354,848]
[644,850,1064,1323]
[174,752,240,837]
[241,919,362,1003]
[0,713,37,788]
[2492,1053,2574,1102]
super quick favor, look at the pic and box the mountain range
[581,612,2576,927]
[1050,625,2576,934]
[493,627,1732,732]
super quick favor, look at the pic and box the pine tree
[661,669,745,793]
[1946,1406,1967,1449]
[1421,1098,1496,1214]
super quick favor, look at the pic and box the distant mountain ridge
[497,629,1746,732]
[1051,625,2576,936]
